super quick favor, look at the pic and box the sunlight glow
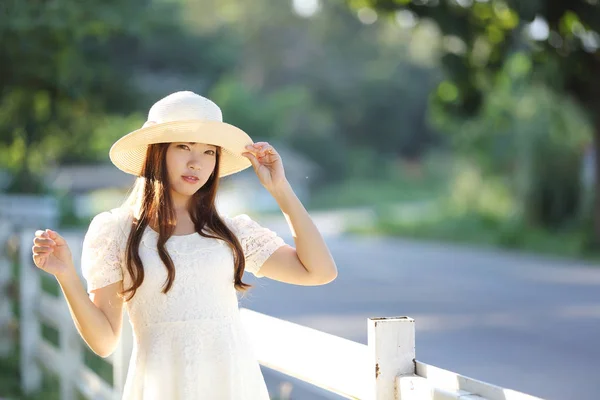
[526,16,549,41]
[443,35,467,55]
[455,0,473,7]
[582,30,600,52]
[395,10,418,29]
[357,8,378,25]
[292,0,320,18]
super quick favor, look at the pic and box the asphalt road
[239,223,600,400]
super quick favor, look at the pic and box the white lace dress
[80,206,286,400]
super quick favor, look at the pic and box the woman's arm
[242,141,338,285]
[33,230,124,357]
[257,180,338,285]
[57,271,124,357]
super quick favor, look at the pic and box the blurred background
[1,0,599,399]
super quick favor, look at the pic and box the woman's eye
[177,144,190,151]
[205,150,216,156]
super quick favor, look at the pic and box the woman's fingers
[242,151,260,170]
[251,142,274,155]
[46,230,66,246]
[33,237,55,246]
[32,254,45,267]
[258,148,274,160]
[32,247,48,267]
[246,143,279,165]
[35,229,66,246]
[32,229,66,271]
[32,245,53,255]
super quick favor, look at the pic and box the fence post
[0,220,14,357]
[368,316,416,400]
[19,230,42,394]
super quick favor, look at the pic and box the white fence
[0,194,59,359]
[0,220,14,357]
[13,228,545,400]
[0,194,59,229]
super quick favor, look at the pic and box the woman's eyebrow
[186,142,216,149]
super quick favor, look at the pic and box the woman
[31,91,338,399]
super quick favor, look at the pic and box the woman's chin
[171,187,198,199]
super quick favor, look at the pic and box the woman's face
[165,142,218,201]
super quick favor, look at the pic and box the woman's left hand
[243,142,287,192]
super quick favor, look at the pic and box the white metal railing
[15,229,545,400]
[0,194,59,229]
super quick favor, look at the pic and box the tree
[0,0,239,193]
[351,0,600,244]
[0,1,141,192]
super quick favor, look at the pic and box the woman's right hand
[32,229,74,277]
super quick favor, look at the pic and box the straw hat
[109,91,254,177]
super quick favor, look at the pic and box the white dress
[80,206,286,400]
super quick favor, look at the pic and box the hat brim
[109,120,254,177]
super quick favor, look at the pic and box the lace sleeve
[226,214,286,277]
[81,209,129,293]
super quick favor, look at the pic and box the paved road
[239,220,600,400]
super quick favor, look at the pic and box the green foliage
[301,1,441,161]
[0,0,240,193]
[355,158,596,259]
[88,113,147,162]
[354,0,600,115]
[367,207,593,259]
[0,1,142,192]
[1,0,446,194]
[211,79,310,142]
[350,0,600,241]
[309,151,451,209]
[432,63,593,229]
[210,78,350,182]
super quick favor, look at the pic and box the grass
[351,204,600,261]
[308,156,450,211]
[309,176,444,210]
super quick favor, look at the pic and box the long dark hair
[121,143,251,301]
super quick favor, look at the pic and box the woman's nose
[188,159,202,170]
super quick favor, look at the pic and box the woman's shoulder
[221,213,255,232]
[87,206,134,238]
[221,213,278,239]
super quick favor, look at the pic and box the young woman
[31,91,338,399]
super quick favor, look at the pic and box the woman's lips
[182,175,199,184]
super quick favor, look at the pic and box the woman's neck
[170,190,192,212]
